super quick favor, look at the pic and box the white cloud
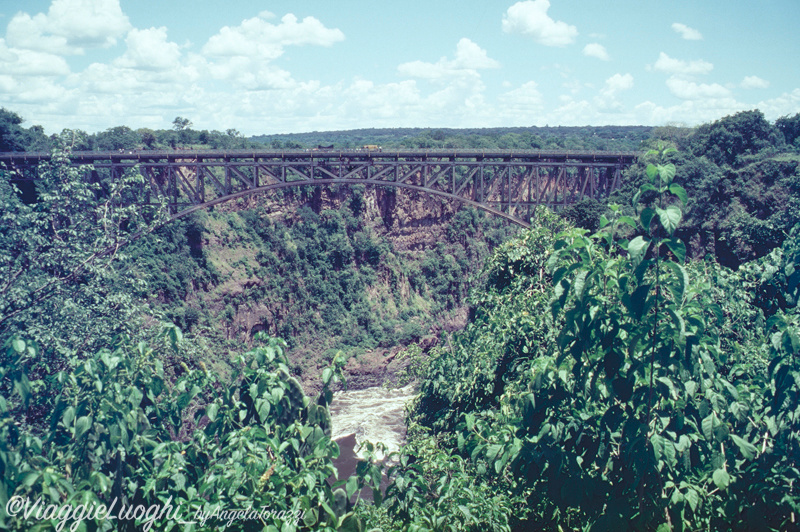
[634,97,749,126]
[202,13,344,59]
[602,73,633,97]
[583,43,609,61]
[502,0,578,47]
[0,39,70,77]
[595,73,633,110]
[341,79,424,119]
[741,75,770,89]
[666,77,731,100]
[756,89,800,120]
[652,52,713,77]
[113,27,183,72]
[5,0,131,55]
[671,23,703,40]
[199,12,344,91]
[498,81,544,117]
[451,38,501,70]
[398,38,499,81]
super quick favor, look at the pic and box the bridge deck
[0,149,640,227]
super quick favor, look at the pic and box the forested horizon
[2,108,654,153]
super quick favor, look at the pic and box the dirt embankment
[301,333,444,396]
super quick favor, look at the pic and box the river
[328,383,417,488]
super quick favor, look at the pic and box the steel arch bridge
[0,149,639,228]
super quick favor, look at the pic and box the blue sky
[1,0,798,135]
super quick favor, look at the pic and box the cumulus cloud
[5,0,131,55]
[671,23,703,40]
[634,97,748,126]
[113,27,182,72]
[652,52,713,77]
[498,81,544,116]
[741,75,770,89]
[398,38,499,81]
[666,77,731,100]
[594,73,633,111]
[202,12,344,59]
[756,89,800,120]
[502,0,578,47]
[583,43,609,61]
[602,73,633,97]
[200,12,344,91]
[0,39,70,77]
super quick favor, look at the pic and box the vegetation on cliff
[369,114,800,530]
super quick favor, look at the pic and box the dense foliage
[0,150,382,531]
[613,111,800,269]
[1,331,385,531]
[252,125,652,152]
[373,146,800,530]
[3,108,800,531]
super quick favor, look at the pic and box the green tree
[684,110,782,167]
[95,125,141,151]
[1,332,375,531]
[0,141,168,430]
[0,109,49,152]
[172,117,192,131]
[776,113,800,147]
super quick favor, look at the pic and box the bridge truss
[0,149,638,227]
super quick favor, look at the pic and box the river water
[328,383,417,484]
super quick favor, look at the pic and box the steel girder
[0,149,638,227]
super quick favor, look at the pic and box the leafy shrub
[0,332,376,531]
[390,148,800,531]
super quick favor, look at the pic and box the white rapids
[329,383,418,459]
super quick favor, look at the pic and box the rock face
[186,184,511,390]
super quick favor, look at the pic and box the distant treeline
[251,125,654,152]
[2,108,654,153]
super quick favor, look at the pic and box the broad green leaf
[663,261,688,302]
[669,183,688,205]
[730,434,758,460]
[663,238,687,263]
[712,468,731,490]
[486,443,503,463]
[12,337,25,354]
[640,207,656,231]
[62,406,75,427]
[646,164,658,181]
[345,476,358,498]
[628,236,651,264]
[658,163,676,184]
[656,205,682,235]
[22,472,40,488]
[685,489,699,512]
[75,415,92,440]
[702,413,717,441]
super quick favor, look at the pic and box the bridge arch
[166,178,531,229]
